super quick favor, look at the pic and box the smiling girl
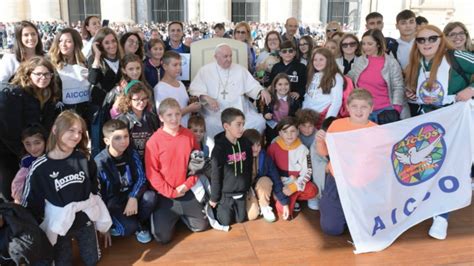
[0,21,44,82]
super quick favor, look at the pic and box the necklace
[216,65,230,100]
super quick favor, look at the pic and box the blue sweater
[256,150,289,206]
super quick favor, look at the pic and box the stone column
[200,0,231,23]
[27,0,62,21]
[0,0,27,22]
[101,0,134,23]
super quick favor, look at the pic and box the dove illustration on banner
[394,134,442,165]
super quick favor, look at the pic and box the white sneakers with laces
[428,216,448,240]
[260,205,276,222]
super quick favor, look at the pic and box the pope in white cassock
[189,44,271,138]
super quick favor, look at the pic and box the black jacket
[87,56,122,106]
[0,84,60,157]
[0,202,53,265]
[94,147,147,204]
[210,132,253,202]
[268,59,307,101]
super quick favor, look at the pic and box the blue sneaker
[135,230,152,244]
[110,227,120,237]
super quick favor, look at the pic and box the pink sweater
[357,56,391,111]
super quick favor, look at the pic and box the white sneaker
[260,206,276,222]
[307,198,320,210]
[429,216,448,240]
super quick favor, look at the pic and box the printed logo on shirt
[418,79,444,106]
[289,71,299,83]
[227,151,247,165]
[54,171,86,191]
[391,123,446,186]
[49,171,59,178]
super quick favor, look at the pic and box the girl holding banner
[405,24,474,240]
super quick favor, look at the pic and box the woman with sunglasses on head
[0,21,44,82]
[268,40,307,106]
[256,31,281,85]
[443,22,473,52]
[348,29,409,124]
[298,35,314,66]
[233,22,257,74]
[325,21,342,41]
[405,24,474,115]
[336,33,361,75]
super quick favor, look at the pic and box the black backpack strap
[446,50,470,85]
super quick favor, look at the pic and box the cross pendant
[221,88,228,100]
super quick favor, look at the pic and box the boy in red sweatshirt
[145,98,208,244]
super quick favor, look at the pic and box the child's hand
[102,231,112,248]
[316,129,326,142]
[283,186,293,196]
[175,184,188,197]
[289,91,300,100]
[264,113,273,120]
[209,200,217,208]
[282,205,290,220]
[406,90,417,101]
[187,102,202,113]
[123,197,138,216]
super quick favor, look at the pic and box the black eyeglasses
[447,31,466,39]
[31,72,53,79]
[280,48,294,54]
[341,42,357,48]
[415,35,440,44]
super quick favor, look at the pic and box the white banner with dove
[325,101,473,254]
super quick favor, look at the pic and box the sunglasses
[299,42,309,46]
[235,30,247,35]
[341,42,357,48]
[415,35,440,44]
[280,48,294,54]
[326,28,338,33]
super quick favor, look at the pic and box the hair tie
[124,80,141,95]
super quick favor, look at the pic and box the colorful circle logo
[391,123,446,186]
[418,79,444,106]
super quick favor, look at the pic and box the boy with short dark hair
[395,10,417,69]
[295,108,319,149]
[316,88,377,235]
[154,51,201,127]
[187,115,209,158]
[365,12,398,59]
[94,119,157,244]
[242,129,277,222]
[209,108,254,226]
[145,98,209,243]
[268,40,307,104]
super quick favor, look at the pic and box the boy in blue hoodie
[94,119,157,244]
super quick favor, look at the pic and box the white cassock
[189,62,266,138]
